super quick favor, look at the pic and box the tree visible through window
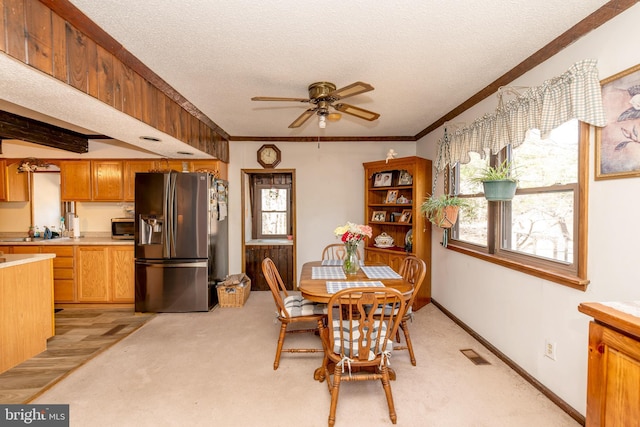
[450,119,588,287]
[256,184,290,238]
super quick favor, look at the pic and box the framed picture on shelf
[595,63,640,180]
[371,211,387,222]
[398,170,413,186]
[373,172,393,187]
[385,190,398,204]
[399,209,412,223]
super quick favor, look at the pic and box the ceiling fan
[251,81,380,128]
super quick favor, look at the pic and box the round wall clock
[257,144,281,168]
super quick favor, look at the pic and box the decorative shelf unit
[363,156,432,309]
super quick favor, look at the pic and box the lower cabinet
[364,248,406,272]
[245,244,294,291]
[77,246,134,303]
[579,302,640,426]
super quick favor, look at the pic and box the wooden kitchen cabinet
[123,160,156,201]
[92,160,124,201]
[76,245,134,303]
[578,302,640,426]
[76,246,110,302]
[60,160,92,201]
[109,246,134,302]
[46,246,75,303]
[245,244,294,291]
[0,161,29,202]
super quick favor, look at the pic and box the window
[449,119,589,289]
[253,182,292,239]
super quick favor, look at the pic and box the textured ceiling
[0,1,614,156]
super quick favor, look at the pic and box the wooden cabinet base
[0,258,54,374]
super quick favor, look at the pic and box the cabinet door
[586,321,640,426]
[0,160,6,201]
[365,250,389,265]
[92,161,124,201]
[123,160,156,201]
[110,246,134,302]
[60,160,92,200]
[388,253,406,272]
[5,162,29,201]
[76,246,110,302]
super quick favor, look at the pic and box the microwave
[111,218,135,240]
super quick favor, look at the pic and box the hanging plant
[420,194,467,229]
[471,160,518,201]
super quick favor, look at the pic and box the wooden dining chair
[320,287,405,427]
[321,243,361,261]
[395,255,427,365]
[261,257,327,370]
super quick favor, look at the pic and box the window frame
[254,183,291,239]
[446,122,590,291]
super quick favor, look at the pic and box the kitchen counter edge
[0,237,134,246]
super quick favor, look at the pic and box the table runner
[360,266,402,279]
[326,281,384,294]
[312,267,346,280]
[321,259,364,266]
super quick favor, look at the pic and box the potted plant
[420,194,467,229]
[472,160,518,201]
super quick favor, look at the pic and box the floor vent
[460,348,490,365]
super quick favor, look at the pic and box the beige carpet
[33,291,580,427]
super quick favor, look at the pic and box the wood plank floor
[0,307,154,404]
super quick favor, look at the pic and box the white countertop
[0,236,134,246]
[245,239,293,246]
[0,253,56,269]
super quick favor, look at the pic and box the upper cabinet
[363,156,432,309]
[60,159,227,202]
[0,160,30,202]
[60,160,92,201]
[92,161,124,201]
[124,160,156,201]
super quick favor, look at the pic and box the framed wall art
[595,63,640,180]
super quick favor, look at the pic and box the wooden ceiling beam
[0,110,89,153]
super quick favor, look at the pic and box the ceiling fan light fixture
[318,115,326,129]
[327,112,342,122]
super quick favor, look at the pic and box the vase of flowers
[334,222,372,275]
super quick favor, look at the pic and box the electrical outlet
[544,340,556,360]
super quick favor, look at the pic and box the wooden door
[92,160,124,201]
[60,160,92,201]
[109,246,134,302]
[586,321,640,426]
[123,160,156,201]
[76,246,110,302]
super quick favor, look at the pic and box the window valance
[437,59,606,171]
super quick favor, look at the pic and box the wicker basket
[216,274,251,307]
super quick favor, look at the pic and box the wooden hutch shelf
[363,156,432,309]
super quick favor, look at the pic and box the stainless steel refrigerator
[134,171,228,312]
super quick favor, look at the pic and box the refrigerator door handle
[136,261,208,268]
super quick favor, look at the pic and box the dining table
[298,260,413,381]
[298,260,413,303]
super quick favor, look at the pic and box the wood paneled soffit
[0,110,88,153]
[0,0,228,161]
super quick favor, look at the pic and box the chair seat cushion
[332,320,393,360]
[367,304,410,317]
[283,295,327,317]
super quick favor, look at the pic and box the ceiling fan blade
[288,109,316,128]
[251,96,309,103]
[329,81,374,100]
[334,103,380,121]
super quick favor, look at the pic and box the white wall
[417,3,640,415]
[227,141,416,277]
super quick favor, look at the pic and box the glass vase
[342,242,360,275]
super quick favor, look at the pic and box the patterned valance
[437,59,606,171]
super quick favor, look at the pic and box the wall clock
[257,144,281,168]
